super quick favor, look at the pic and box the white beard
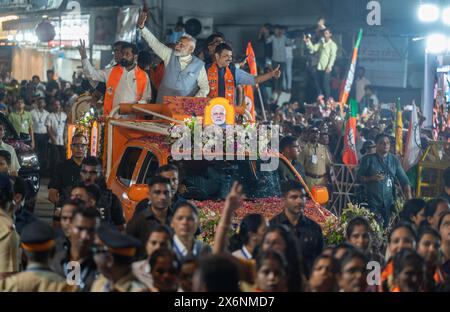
[173,50,189,57]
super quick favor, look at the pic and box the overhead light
[443,7,450,25]
[426,33,447,54]
[418,3,440,22]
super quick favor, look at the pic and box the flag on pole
[342,99,359,165]
[403,102,422,171]
[339,29,363,114]
[395,98,403,156]
[243,42,257,123]
[246,42,257,76]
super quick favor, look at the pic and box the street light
[426,33,447,53]
[418,3,440,22]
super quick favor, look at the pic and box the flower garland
[194,197,333,245]
[168,117,277,158]
[76,108,97,128]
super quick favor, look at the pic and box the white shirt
[356,77,371,103]
[232,245,253,260]
[45,111,67,146]
[81,60,152,110]
[286,45,296,59]
[139,27,210,97]
[132,259,154,290]
[266,35,289,63]
[0,141,20,173]
[31,108,49,134]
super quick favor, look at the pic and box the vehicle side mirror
[127,184,149,202]
[310,186,329,205]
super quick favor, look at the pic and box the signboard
[358,35,408,88]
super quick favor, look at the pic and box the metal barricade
[328,164,361,216]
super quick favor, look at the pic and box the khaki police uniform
[299,142,331,188]
[91,273,148,292]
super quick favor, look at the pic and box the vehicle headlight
[20,154,39,168]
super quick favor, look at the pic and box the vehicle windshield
[172,159,282,200]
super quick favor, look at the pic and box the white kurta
[81,60,152,109]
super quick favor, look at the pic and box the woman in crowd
[345,216,383,264]
[337,249,368,292]
[254,250,288,292]
[416,225,441,291]
[150,248,180,292]
[436,212,450,285]
[170,201,211,262]
[231,213,267,260]
[392,249,425,292]
[259,224,305,292]
[132,225,172,289]
[400,198,427,229]
[380,222,417,292]
[425,198,450,230]
[309,254,340,292]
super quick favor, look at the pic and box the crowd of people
[0,9,450,293]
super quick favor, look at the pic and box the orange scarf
[378,259,394,292]
[104,65,147,115]
[207,63,235,105]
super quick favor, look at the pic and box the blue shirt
[358,153,410,212]
[216,65,255,102]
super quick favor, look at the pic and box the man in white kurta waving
[137,10,210,103]
[78,40,151,115]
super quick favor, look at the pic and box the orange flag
[243,42,257,123]
[246,42,257,75]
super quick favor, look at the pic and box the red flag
[342,99,359,165]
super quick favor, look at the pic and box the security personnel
[358,133,412,225]
[91,225,148,292]
[298,127,332,189]
[0,221,77,291]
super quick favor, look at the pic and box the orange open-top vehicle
[100,96,333,225]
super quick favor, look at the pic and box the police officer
[298,126,332,189]
[91,225,148,292]
[0,221,77,291]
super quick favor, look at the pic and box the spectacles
[81,170,98,176]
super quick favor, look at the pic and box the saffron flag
[243,42,257,123]
[403,102,422,171]
[395,98,403,156]
[342,99,359,166]
[339,29,363,114]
